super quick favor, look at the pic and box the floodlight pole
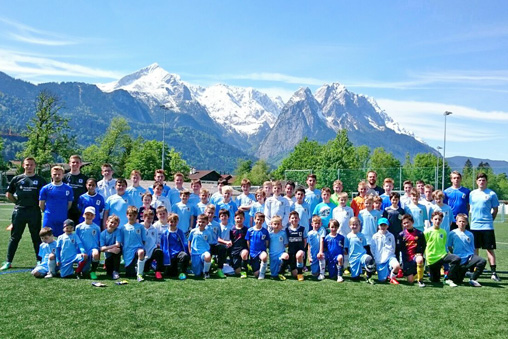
[160,104,172,171]
[442,111,452,190]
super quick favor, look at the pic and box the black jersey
[7,174,47,208]
[63,173,88,204]
[230,226,248,255]
[286,225,307,253]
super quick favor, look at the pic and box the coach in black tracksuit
[3,157,47,268]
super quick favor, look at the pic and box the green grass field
[0,203,507,339]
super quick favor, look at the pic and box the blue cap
[378,217,390,226]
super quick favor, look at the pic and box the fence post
[399,167,402,191]
[337,169,340,181]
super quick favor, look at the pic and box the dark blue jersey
[286,225,307,253]
[230,226,248,255]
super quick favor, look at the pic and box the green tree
[167,147,190,179]
[123,139,168,179]
[0,137,7,171]
[248,160,271,185]
[272,137,323,183]
[21,91,77,168]
[234,159,253,184]
[368,147,401,186]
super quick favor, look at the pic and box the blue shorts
[376,257,399,281]
[326,253,343,277]
[310,258,320,276]
[269,253,284,276]
[350,254,371,278]
[59,254,84,278]
[33,263,49,276]
[191,252,209,276]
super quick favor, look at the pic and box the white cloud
[0,17,79,46]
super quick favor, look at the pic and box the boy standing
[351,181,368,216]
[75,207,101,279]
[305,174,322,215]
[400,180,413,209]
[142,209,164,280]
[330,179,344,206]
[56,219,87,278]
[265,181,291,229]
[148,169,172,197]
[370,218,401,284]
[292,188,311,231]
[125,170,146,208]
[380,178,397,211]
[249,189,266,229]
[78,178,105,226]
[188,214,214,278]
[312,187,337,229]
[404,189,430,232]
[169,172,185,205]
[31,227,57,278]
[102,179,134,229]
[236,179,256,227]
[97,163,116,200]
[171,190,196,236]
[118,206,146,282]
[383,192,405,238]
[332,192,355,237]
[206,206,227,278]
[215,186,238,226]
[39,166,74,237]
[210,178,226,205]
[230,211,250,278]
[63,155,88,224]
[151,182,172,211]
[358,196,382,254]
[246,213,270,279]
[429,190,453,235]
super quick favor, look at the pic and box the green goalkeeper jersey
[424,228,447,265]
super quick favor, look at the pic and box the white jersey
[332,205,354,237]
[370,231,397,264]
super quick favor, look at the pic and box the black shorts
[288,251,305,270]
[250,255,261,273]
[471,229,496,250]
[402,259,417,276]
[231,251,243,269]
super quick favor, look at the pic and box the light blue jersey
[345,232,367,263]
[404,202,429,232]
[56,233,85,277]
[75,222,101,254]
[169,188,183,205]
[236,193,256,227]
[429,204,453,234]
[307,230,324,259]
[196,202,208,215]
[38,241,57,270]
[119,222,146,266]
[188,227,213,255]
[249,202,266,228]
[269,231,288,258]
[100,228,120,259]
[144,225,158,259]
[219,223,232,241]
[78,193,105,226]
[215,200,238,226]
[171,202,196,234]
[447,229,475,265]
[188,193,200,209]
[148,184,171,198]
[210,192,223,205]
[358,209,381,246]
[305,188,322,216]
[246,227,270,258]
[469,188,499,231]
[313,202,337,228]
[105,194,135,228]
[206,220,221,245]
[292,201,311,230]
[125,186,146,208]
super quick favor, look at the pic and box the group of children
[31,172,489,288]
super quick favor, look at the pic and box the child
[151,182,172,211]
[285,211,307,281]
[139,192,157,223]
[332,192,354,237]
[153,206,171,240]
[305,174,322,215]
[397,214,426,287]
[383,192,405,237]
[97,163,117,200]
[262,181,273,199]
[188,214,214,278]
[119,206,146,282]
[31,227,57,278]
[171,190,196,236]
[319,219,345,282]
[330,179,344,206]
[78,178,105,226]
[306,215,327,281]
[188,179,202,208]
[424,211,461,286]
[210,178,226,205]
[380,178,397,211]
[169,172,185,205]
[160,212,189,280]
[102,178,134,229]
[345,217,375,284]
[358,196,382,255]
[312,187,337,229]
[246,212,270,279]
[351,181,368,216]
[100,215,122,280]
[268,216,289,280]
[75,206,101,279]
[370,218,401,284]
[237,178,256,227]
[56,219,87,278]
[215,185,238,226]
[206,206,227,278]
[249,189,267,229]
[446,214,487,287]
[196,188,210,215]
[265,181,291,229]
[429,190,453,235]
[292,187,311,231]
[372,196,383,212]
[284,181,296,206]
[149,169,171,198]
[400,180,413,209]
[125,170,146,208]
[404,188,430,232]
[229,211,250,278]
[142,209,164,280]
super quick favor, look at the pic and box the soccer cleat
[465,271,473,279]
[469,279,482,287]
[396,269,404,279]
[343,268,351,276]
[204,272,210,279]
[337,276,344,283]
[317,274,325,281]
[491,273,501,282]
[44,273,53,279]
[297,274,304,281]
[91,282,107,287]
[366,277,375,285]
[0,262,11,271]
[155,271,163,280]
[112,271,120,280]
[216,269,226,279]
[90,272,97,280]
[240,271,247,279]
[418,281,426,288]
[258,274,265,280]
[445,279,458,287]
[137,274,145,282]
[389,277,400,285]
[246,264,253,273]
[278,274,286,281]
[178,273,187,280]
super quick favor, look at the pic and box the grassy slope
[0,203,507,339]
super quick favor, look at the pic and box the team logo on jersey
[151,231,155,237]
[440,234,444,239]
[261,234,266,240]
[96,200,101,206]
[92,230,97,236]
[66,191,70,196]
[136,229,141,235]
[79,179,83,183]
[299,232,302,236]
[462,194,466,199]
[398,214,403,220]
[71,238,75,244]
[51,248,56,254]
[484,195,489,200]
[279,236,283,242]
[203,235,208,241]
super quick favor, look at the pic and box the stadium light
[442,111,453,190]
[159,104,173,171]
[436,146,443,189]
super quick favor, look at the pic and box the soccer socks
[241,259,248,272]
[417,263,424,282]
[48,259,56,275]
[337,264,343,277]
[259,262,267,278]
[76,260,86,274]
[296,261,304,274]
[91,260,99,272]
[491,264,497,273]
[204,261,211,273]
[137,258,146,276]
[319,258,326,276]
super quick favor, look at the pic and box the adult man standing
[444,171,470,230]
[366,171,384,196]
[1,157,47,271]
[469,173,500,282]
[63,155,88,224]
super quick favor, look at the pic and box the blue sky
[1,1,508,163]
